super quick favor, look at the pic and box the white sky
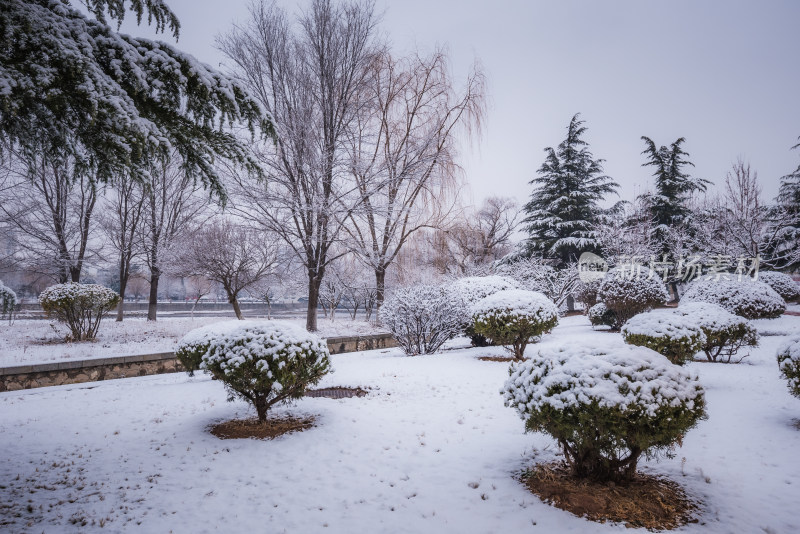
[114,0,800,209]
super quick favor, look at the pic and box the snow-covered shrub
[380,284,467,355]
[176,320,331,422]
[777,336,800,399]
[758,271,800,303]
[501,343,707,482]
[38,283,120,341]
[621,312,705,365]
[676,302,758,363]
[681,278,785,319]
[587,302,616,329]
[472,290,559,360]
[0,280,16,319]
[596,268,669,329]
[451,275,518,346]
[574,278,601,312]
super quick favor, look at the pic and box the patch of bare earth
[477,356,515,362]
[209,415,315,440]
[520,462,699,530]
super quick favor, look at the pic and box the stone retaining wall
[0,333,397,393]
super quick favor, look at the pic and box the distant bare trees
[140,154,207,321]
[345,49,485,308]
[176,219,278,320]
[221,0,383,331]
[0,153,99,283]
[99,171,145,321]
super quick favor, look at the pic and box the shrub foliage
[681,278,785,319]
[451,276,518,347]
[758,271,800,302]
[588,302,616,329]
[381,284,466,355]
[0,280,16,319]
[676,302,758,363]
[621,311,706,365]
[472,290,559,360]
[777,336,800,399]
[39,283,120,340]
[502,343,707,482]
[176,321,331,422]
[596,268,669,329]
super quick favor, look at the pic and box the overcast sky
[117,0,800,209]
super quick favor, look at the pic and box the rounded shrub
[681,277,785,319]
[39,282,120,341]
[574,278,601,313]
[588,302,617,329]
[676,302,758,363]
[777,336,800,400]
[596,268,669,329]
[0,280,17,319]
[758,271,800,303]
[380,284,467,355]
[451,276,518,346]
[621,311,706,365]
[176,320,332,422]
[472,289,559,360]
[501,342,707,482]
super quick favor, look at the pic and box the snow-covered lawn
[1,315,799,533]
[0,317,386,367]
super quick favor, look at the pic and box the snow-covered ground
[0,317,386,367]
[1,315,799,532]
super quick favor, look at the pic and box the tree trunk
[147,271,160,321]
[306,276,321,332]
[375,267,386,318]
[229,292,244,320]
[116,273,128,322]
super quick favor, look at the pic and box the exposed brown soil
[477,355,515,362]
[305,387,368,399]
[520,462,699,531]
[209,415,315,440]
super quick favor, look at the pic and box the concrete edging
[0,333,397,392]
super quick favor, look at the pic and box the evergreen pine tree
[0,0,271,200]
[522,114,619,266]
[639,137,709,230]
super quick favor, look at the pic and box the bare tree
[345,49,485,309]
[220,0,382,331]
[99,172,145,321]
[175,219,278,320]
[0,153,99,283]
[185,275,215,318]
[140,154,207,321]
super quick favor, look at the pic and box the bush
[381,284,467,355]
[758,271,800,303]
[502,343,707,482]
[588,302,616,329]
[176,320,331,422]
[777,336,800,399]
[472,289,559,360]
[0,280,16,319]
[676,302,758,363]
[621,311,706,365]
[38,282,120,341]
[681,277,785,319]
[498,258,579,311]
[574,278,601,313]
[451,276,518,346]
[596,268,669,329]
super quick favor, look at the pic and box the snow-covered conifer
[621,311,706,365]
[675,302,758,363]
[596,267,669,329]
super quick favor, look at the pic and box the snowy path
[1,315,799,533]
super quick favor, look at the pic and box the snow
[503,341,703,421]
[450,276,518,305]
[1,315,800,532]
[681,278,786,319]
[621,311,706,343]
[0,317,386,367]
[757,271,800,301]
[471,290,559,325]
